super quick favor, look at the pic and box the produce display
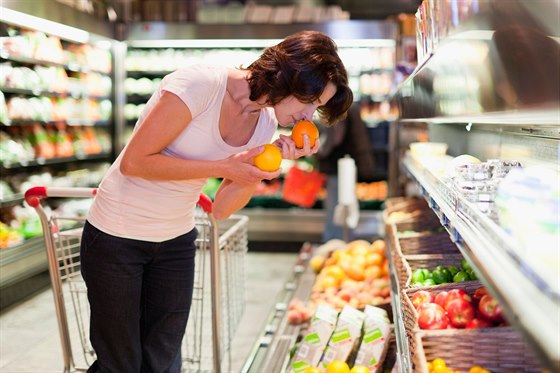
[283,238,394,373]
[386,196,544,372]
[288,239,390,324]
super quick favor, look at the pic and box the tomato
[478,294,504,323]
[446,298,475,328]
[291,120,319,148]
[417,303,449,330]
[411,290,434,309]
[254,144,282,171]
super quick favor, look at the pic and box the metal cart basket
[24,186,248,373]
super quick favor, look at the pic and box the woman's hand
[273,133,320,160]
[221,146,282,185]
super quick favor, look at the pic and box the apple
[434,291,449,309]
[444,289,472,309]
[465,318,493,329]
[417,303,449,330]
[446,298,476,328]
[478,294,504,323]
[411,290,435,309]
[472,287,488,306]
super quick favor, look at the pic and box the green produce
[423,278,436,286]
[412,268,426,284]
[461,258,473,272]
[432,267,452,284]
[453,271,470,283]
[447,265,460,277]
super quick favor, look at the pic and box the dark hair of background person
[247,30,354,126]
[316,102,376,182]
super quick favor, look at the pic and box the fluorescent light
[0,7,89,44]
[127,38,395,49]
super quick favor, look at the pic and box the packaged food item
[353,305,392,372]
[291,305,338,373]
[319,305,365,368]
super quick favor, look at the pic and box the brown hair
[247,30,353,126]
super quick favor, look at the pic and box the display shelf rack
[402,155,560,371]
[386,236,413,372]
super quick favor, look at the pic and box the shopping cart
[24,186,248,373]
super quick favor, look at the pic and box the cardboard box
[353,305,392,372]
[291,305,339,373]
[320,305,365,368]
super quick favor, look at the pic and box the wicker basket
[383,197,433,231]
[402,282,483,366]
[414,328,543,372]
[396,231,457,256]
[391,223,463,289]
[402,282,543,372]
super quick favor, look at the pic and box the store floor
[0,251,298,373]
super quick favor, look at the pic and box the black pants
[81,221,197,373]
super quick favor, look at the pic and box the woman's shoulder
[170,64,227,80]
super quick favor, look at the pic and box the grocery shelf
[239,208,383,243]
[0,236,46,288]
[386,236,413,372]
[402,155,560,371]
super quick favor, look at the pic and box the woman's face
[274,82,337,126]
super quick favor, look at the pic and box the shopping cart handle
[24,186,97,207]
[197,193,213,213]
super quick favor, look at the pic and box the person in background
[80,30,353,373]
[316,102,375,242]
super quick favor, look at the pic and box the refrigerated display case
[0,3,121,307]
[389,0,559,371]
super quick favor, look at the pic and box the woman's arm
[212,179,257,219]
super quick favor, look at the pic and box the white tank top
[87,64,277,242]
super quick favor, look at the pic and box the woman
[80,30,353,372]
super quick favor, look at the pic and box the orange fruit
[291,120,319,148]
[254,144,282,171]
[326,361,350,373]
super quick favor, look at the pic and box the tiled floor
[0,251,297,373]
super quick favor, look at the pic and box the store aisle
[0,251,297,372]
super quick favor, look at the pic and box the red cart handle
[25,185,213,213]
[197,193,213,213]
[24,186,98,208]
